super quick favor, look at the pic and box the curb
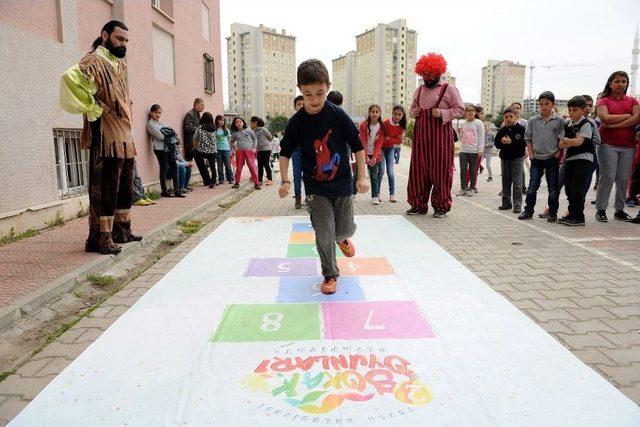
[0,184,250,331]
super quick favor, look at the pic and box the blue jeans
[376,147,396,195]
[292,148,303,197]
[524,156,560,216]
[178,165,192,189]
[393,145,401,164]
[216,150,234,183]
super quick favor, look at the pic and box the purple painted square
[322,301,435,340]
[244,258,318,277]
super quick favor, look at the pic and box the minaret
[631,24,639,98]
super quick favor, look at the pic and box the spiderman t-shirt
[280,101,363,197]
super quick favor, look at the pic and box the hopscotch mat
[10,216,640,426]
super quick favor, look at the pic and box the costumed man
[60,20,141,255]
[406,53,465,217]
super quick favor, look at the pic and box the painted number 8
[261,312,284,332]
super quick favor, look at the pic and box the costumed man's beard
[105,38,127,58]
[424,77,440,88]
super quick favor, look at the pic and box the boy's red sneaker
[321,277,337,295]
[337,239,356,258]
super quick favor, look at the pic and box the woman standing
[146,104,183,197]
[250,116,274,185]
[193,112,218,189]
[595,71,640,222]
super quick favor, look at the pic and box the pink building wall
[120,0,224,183]
[0,0,224,233]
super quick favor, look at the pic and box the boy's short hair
[327,90,343,106]
[511,101,523,108]
[538,91,556,103]
[297,59,330,86]
[193,98,204,106]
[502,107,516,116]
[567,95,587,109]
[293,95,303,107]
[582,94,594,103]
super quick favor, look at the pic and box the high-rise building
[227,23,296,119]
[442,71,457,87]
[523,98,569,118]
[481,60,526,116]
[331,51,356,115]
[348,19,417,117]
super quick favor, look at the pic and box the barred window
[54,129,89,198]
[203,53,215,93]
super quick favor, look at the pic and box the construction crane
[528,62,594,102]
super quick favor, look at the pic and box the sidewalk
[0,180,248,322]
[0,152,638,424]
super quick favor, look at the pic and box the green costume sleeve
[59,64,103,122]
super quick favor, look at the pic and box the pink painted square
[321,301,435,340]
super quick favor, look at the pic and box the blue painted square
[276,276,364,303]
[292,223,314,232]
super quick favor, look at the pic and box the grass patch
[0,227,39,246]
[86,273,118,288]
[161,239,180,247]
[146,189,161,200]
[72,290,83,298]
[0,370,16,383]
[76,203,90,218]
[178,219,204,234]
[44,210,65,228]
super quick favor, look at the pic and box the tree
[405,119,415,144]
[267,115,288,134]
[484,113,494,122]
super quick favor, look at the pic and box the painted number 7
[363,310,385,330]
[261,312,284,332]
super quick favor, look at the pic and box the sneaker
[472,187,478,193]
[562,217,585,227]
[160,191,173,198]
[265,180,274,186]
[389,195,397,203]
[518,211,533,220]
[547,215,557,223]
[513,207,521,213]
[133,199,152,206]
[498,205,512,210]
[456,189,467,197]
[406,207,426,215]
[337,239,356,257]
[625,198,636,208]
[232,183,240,189]
[372,197,380,205]
[254,184,262,190]
[321,277,337,295]
[433,210,446,218]
[174,191,186,198]
[614,211,633,222]
[558,215,572,224]
[595,210,608,222]
[487,177,493,182]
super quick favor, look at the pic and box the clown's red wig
[415,53,447,78]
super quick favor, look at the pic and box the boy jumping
[278,59,369,294]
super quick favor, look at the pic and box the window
[151,0,160,7]
[201,3,210,41]
[54,129,89,198]
[203,53,215,92]
[152,26,175,84]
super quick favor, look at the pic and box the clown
[406,53,465,217]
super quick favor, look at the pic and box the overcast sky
[219,0,639,108]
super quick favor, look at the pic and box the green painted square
[211,303,321,342]
[286,243,344,258]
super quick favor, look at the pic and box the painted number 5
[261,312,284,332]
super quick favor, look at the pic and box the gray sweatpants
[501,157,524,209]
[307,195,356,278]
[459,152,478,190]
[595,144,636,212]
